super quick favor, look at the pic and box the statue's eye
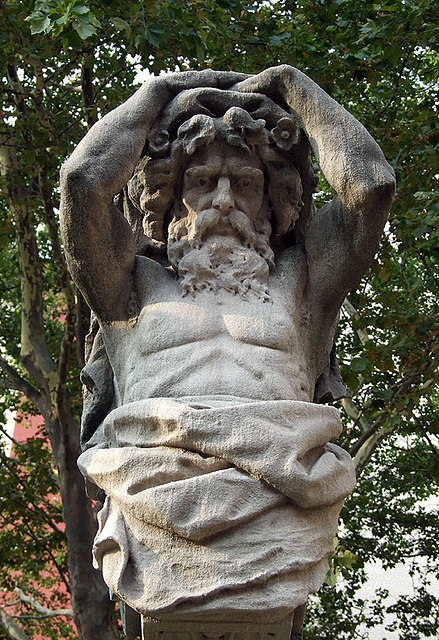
[234,177,252,190]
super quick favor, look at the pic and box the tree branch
[26,56,58,140]
[0,605,31,640]
[1,119,57,401]
[350,368,420,457]
[14,589,73,618]
[349,368,424,477]
[342,297,370,345]
[417,250,439,291]
[397,251,417,307]
[1,453,65,535]
[341,396,371,439]
[0,423,23,448]
[1,506,71,593]
[81,52,98,129]
[375,46,416,118]
[1,87,32,98]
[353,425,394,478]
[45,46,90,85]
[14,200,58,398]
[0,357,42,409]
[415,415,439,459]
[6,64,27,122]
[38,167,77,402]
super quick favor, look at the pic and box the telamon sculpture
[60,66,395,640]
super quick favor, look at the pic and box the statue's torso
[101,248,331,405]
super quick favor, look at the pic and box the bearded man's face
[167,141,274,301]
[180,140,264,247]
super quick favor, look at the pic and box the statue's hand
[137,71,250,121]
[119,70,250,137]
[233,64,296,97]
[164,69,250,95]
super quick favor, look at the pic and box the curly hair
[120,88,318,261]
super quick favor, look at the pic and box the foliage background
[0,1,438,638]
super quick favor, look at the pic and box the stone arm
[60,71,247,322]
[236,65,396,314]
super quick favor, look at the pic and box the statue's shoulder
[274,244,307,282]
[133,255,180,304]
[270,244,309,311]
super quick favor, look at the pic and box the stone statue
[60,66,395,640]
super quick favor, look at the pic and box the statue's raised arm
[236,65,396,310]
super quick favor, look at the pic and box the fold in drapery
[78,398,356,622]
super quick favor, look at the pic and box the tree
[0,1,438,638]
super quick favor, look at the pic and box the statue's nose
[212,177,234,212]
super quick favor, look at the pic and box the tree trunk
[4,161,120,639]
[50,413,120,640]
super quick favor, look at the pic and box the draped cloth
[77,397,356,622]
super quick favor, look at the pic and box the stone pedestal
[141,614,294,640]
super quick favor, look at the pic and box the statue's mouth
[187,207,256,250]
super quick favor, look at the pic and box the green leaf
[324,568,339,587]
[71,4,89,15]
[143,24,164,47]
[412,225,428,237]
[73,16,98,40]
[25,11,51,34]
[351,357,369,372]
[111,17,131,32]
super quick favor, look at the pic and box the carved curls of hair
[124,107,317,258]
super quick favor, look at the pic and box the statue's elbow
[60,157,96,203]
[362,169,396,223]
[376,171,396,217]
[382,164,397,199]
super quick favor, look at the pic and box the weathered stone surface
[60,65,395,636]
[78,398,353,620]
[141,614,295,639]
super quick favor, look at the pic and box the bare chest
[101,252,319,402]
[130,251,308,351]
[133,295,297,354]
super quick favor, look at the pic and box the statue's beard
[167,205,274,301]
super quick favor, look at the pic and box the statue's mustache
[174,208,257,249]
